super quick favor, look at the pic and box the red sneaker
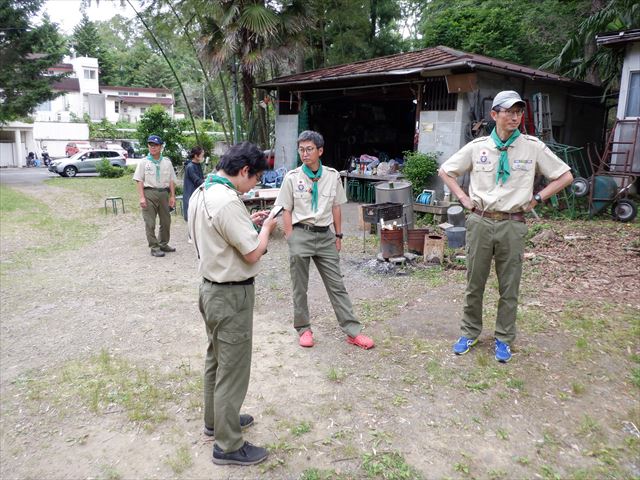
[347,334,375,350]
[299,330,314,347]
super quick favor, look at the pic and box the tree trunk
[585,0,605,85]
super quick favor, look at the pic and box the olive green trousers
[287,228,362,338]
[141,188,171,249]
[199,280,254,452]
[461,213,528,344]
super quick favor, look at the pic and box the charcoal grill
[362,202,403,224]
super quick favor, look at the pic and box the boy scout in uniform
[133,134,177,257]
[439,90,573,362]
[188,141,277,466]
[275,130,374,350]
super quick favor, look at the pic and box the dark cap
[147,134,163,145]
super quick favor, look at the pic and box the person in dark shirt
[183,146,205,221]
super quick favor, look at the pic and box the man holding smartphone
[188,142,277,466]
[275,130,374,350]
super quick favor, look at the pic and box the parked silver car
[48,149,127,177]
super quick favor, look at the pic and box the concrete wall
[274,114,299,170]
[0,122,35,167]
[33,122,90,158]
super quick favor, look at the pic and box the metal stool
[347,180,362,201]
[174,195,183,216]
[104,196,125,214]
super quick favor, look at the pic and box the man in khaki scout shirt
[188,142,277,467]
[133,134,177,257]
[439,90,573,362]
[275,130,374,350]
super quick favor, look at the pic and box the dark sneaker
[495,339,512,363]
[204,414,255,437]
[159,245,176,252]
[453,336,478,355]
[212,441,268,466]
[150,248,165,257]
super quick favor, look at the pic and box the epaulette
[470,136,488,144]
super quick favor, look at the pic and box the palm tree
[541,0,640,93]
[198,0,311,142]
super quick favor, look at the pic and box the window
[114,102,119,113]
[118,91,129,96]
[422,77,458,111]
[140,107,146,113]
[84,69,96,80]
[156,93,167,98]
[36,100,52,112]
[625,71,640,118]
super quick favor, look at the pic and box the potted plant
[402,150,440,195]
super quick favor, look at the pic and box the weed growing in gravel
[292,421,312,436]
[327,366,346,382]
[362,451,422,479]
[355,298,401,324]
[98,465,122,480]
[571,382,586,395]
[165,445,193,474]
[410,266,445,287]
[15,349,201,431]
[578,415,602,437]
[300,468,346,480]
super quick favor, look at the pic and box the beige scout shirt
[187,184,260,283]
[275,166,347,226]
[133,156,177,188]
[441,134,570,213]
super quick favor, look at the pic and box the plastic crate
[362,202,403,223]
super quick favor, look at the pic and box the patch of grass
[355,298,402,324]
[454,461,470,475]
[392,395,408,406]
[515,456,530,466]
[165,445,193,474]
[488,468,507,480]
[45,175,140,207]
[410,266,445,287]
[362,451,422,479]
[496,428,509,440]
[578,415,602,437]
[631,367,640,389]
[540,464,562,480]
[506,378,524,390]
[0,185,100,275]
[15,349,199,431]
[401,373,418,385]
[266,440,295,454]
[370,429,393,447]
[98,465,122,480]
[292,421,312,437]
[517,306,549,334]
[571,382,586,395]
[327,366,347,382]
[300,468,345,480]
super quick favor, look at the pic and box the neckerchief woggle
[490,128,520,185]
[146,153,161,182]
[302,162,323,212]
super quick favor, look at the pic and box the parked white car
[48,149,126,177]
[101,142,129,159]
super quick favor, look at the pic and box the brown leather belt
[294,223,330,233]
[472,208,526,223]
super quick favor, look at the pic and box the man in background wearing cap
[133,134,177,257]
[438,90,573,362]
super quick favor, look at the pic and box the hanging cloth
[490,128,520,185]
[302,162,323,212]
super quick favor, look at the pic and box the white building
[0,55,175,165]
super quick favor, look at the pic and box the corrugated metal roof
[596,29,640,46]
[258,45,577,88]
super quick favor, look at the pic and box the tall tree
[541,0,640,91]
[138,55,178,90]
[419,0,591,68]
[0,0,67,122]
[72,12,103,57]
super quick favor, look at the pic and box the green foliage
[89,118,120,140]
[419,0,590,68]
[362,451,422,479]
[138,55,178,90]
[402,150,439,194]
[96,159,125,178]
[72,12,102,58]
[0,0,67,122]
[136,105,186,166]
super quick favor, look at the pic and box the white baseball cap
[492,90,525,110]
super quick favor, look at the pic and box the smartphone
[270,205,284,218]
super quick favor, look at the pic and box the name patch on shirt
[513,159,533,171]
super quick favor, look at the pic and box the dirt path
[1,182,638,480]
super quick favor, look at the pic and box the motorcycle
[41,152,51,167]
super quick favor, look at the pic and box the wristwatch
[335,233,344,239]
[533,193,543,204]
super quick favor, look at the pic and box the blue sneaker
[495,339,512,363]
[453,336,478,355]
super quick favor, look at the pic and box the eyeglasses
[297,146,316,154]
[497,108,524,117]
